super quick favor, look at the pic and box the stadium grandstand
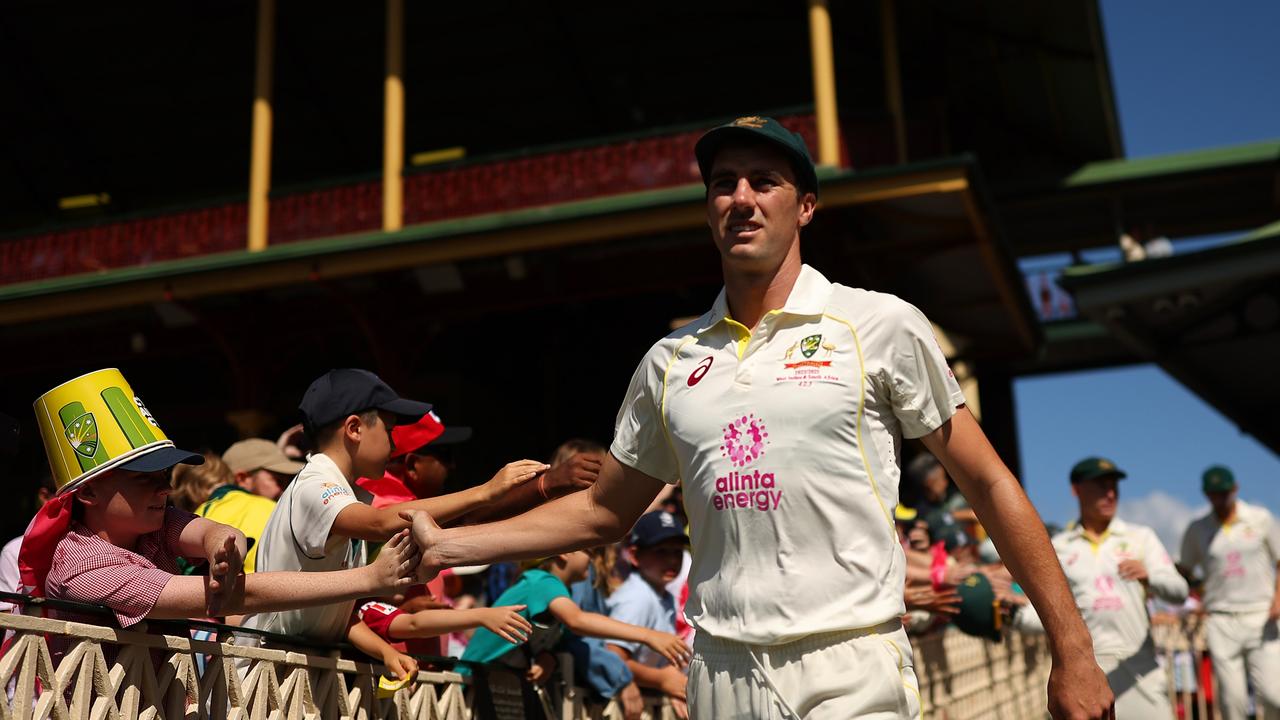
[0,1,1277,717]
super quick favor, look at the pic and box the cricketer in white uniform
[409,115,1113,720]
[1179,466,1280,720]
[1015,457,1187,718]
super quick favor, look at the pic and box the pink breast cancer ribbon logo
[721,414,768,467]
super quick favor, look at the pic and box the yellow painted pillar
[880,0,908,164]
[383,0,405,232]
[807,0,841,167]
[247,0,274,252]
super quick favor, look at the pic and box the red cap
[391,411,472,458]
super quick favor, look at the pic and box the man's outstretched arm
[411,453,665,574]
[920,406,1114,720]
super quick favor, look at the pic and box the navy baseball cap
[299,369,431,435]
[628,511,689,549]
[120,445,204,473]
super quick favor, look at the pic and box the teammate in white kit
[1014,457,1187,718]
[1179,466,1280,720]
[404,116,1112,719]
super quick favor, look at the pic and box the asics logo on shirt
[688,356,713,386]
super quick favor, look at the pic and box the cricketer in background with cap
[242,369,547,651]
[401,116,1113,720]
[1178,465,1280,720]
[1012,457,1186,719]
[19,368,422,632]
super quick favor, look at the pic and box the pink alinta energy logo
[721,413,768,468]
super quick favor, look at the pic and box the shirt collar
[1066,517,1128,540]
[700,264,833,334]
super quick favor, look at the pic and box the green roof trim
[4,161,930,304]
[1062,139,1280,189]
[1059,217,1280,291]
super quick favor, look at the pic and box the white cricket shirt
[1052,518,1187,657]
[611,265,966,644]
[1180,500,1280,613]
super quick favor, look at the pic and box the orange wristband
[538,475,549,500]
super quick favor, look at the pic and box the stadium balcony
[0,114,844,288]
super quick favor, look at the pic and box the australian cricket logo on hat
[21,369,203,599]
[34,368,187,495]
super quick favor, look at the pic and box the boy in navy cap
[606,511,691,718]
[242,369,545,678]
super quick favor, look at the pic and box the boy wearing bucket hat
[20,369,423,628]
[403,115,1112,719]
[1179,466,1280,720]
[1012,457,1186,718]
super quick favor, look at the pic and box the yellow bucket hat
[33,368,202,495]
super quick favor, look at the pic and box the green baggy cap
[694,115,819,197]
[1069,456,1127,484]
[1202,465,1236,493]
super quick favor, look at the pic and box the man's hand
[400,510,444,583]
[541,454,602,497]
[1268,593,1280,623]
[1117,559,1148,586]
[481,460,550,503]
[904,582,961,616]
[1047,654,1114,720]
[382,649,419,682]
[618,682,644,720]
[205,529,247,616]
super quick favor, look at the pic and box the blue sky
[1014,0,1280,556]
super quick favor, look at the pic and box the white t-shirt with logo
[610,264,966,644]
[1180,500,1280,613]
[1016,518,1187,657]
[241,452,365,643]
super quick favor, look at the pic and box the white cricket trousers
[686,620,919,720]
[1207,610,1280,720]
[1094,642,1174,719]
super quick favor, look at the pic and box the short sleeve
[610,348,681,483]
[885,302,966,439]
[604,590,652,655]
[1141,527,1188,604]
[358,601,403,641]
[289,480,359,559]
[160,506,198,560]
[525,572,572,618]
[51,553,172,627]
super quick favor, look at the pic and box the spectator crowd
[0,365,1276,720]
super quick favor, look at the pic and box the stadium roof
[1060,220,1280,452]
[1,0,1120,234]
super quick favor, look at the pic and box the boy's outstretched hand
[481,460,551,503]
[205,529,247,616]
[371,530,423,592]
[477,604,533,644]
[643,629,692,669]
